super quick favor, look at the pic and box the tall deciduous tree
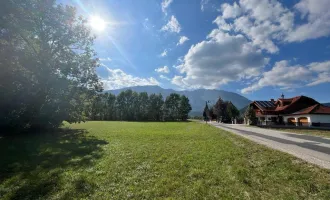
[0,0,101,131]
[179,95,192,121]
[89,91,191,122]
[148,93,164,121]
[163,93,181,121]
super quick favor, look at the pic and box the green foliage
[178,95,192,121]
[203,102,210,121]
[89,90,191,121]
[211,97,240,122]
[1,121,330,199]
[148,93,164,121]
[0,0,101,131]
[245,106,257,125]
[163,93,181,121]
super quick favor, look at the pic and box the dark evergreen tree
[203,102,210,122]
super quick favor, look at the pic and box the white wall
[283,115,330,123]
[309,115,330,123]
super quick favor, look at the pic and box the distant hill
[323,103,330,107]
[105,86,251,116]
[239,105,249,116]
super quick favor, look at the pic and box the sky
[58,0,330,103]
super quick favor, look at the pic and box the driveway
[209,122,330,169]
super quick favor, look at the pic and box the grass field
[1,121,330,199]
[265,128,330,138]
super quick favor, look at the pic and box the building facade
[246,95,330,127]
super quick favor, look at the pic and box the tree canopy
[244,106,257,125]
[208,97,240,123]
[89,90,192,122]
[0,0,101,131]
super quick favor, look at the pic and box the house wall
[283,115,330,127]
[257,115,278,126]
[283,115,311,123]
[309,115,330,123]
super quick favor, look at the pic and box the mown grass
[1,121,330,199]
[266,128,330,138]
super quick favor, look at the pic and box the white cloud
[214,0,330,51]
[287,0,330,42]
[177,36,189,45]
[99,57,112,62]
[228,0,294,53]
[213,16,232,31]
[221,2,241,19]
[161,0,173,14]
[160,75,171,81]
[308,61,330,72]
[242,60,330,93]
[241,61,312,94]
[161,15,181,33]
[307,61,330,86]
[160,49,168,57]
[201,0,210,12]
[101,66,159,90]
[171,29,268,89]
[155,66,170,74]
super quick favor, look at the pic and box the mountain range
[105,86,251,115]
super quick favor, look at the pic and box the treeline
[203,97,240,123]
[87,90,192,121]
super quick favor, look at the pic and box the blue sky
[59,0,330,103]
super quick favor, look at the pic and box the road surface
[209,122,330,169]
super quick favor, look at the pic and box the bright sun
[89,15,107,32]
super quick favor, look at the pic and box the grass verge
[0,121,330,199]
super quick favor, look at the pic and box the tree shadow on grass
[0,128,108,199]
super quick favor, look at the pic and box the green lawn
[1,121,330,199]
[265,128,330,139]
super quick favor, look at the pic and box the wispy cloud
[160,75,171,81]
[177,36,189,45]
[99,57,112,62]
[161,15,181,33]
[161,0,174,14]
[155,66,170,74]
[160,49,168,57]
[101,65,159,90]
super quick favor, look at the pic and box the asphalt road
[209,122,330,169]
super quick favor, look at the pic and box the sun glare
[89,15,107,32]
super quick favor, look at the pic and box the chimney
[270,99,275,102]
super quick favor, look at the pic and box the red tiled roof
[251,95,329,115]
[275,96,302,111]
[290,104,330,115]
[313,105,330,114]
[292,104,319,115]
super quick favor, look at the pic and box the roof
[254,101,276,111]
[250,95,329,115]
[289,104,330,115]
[275,96,302,111]
[292,104,319,115]
[313,105,330,114]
